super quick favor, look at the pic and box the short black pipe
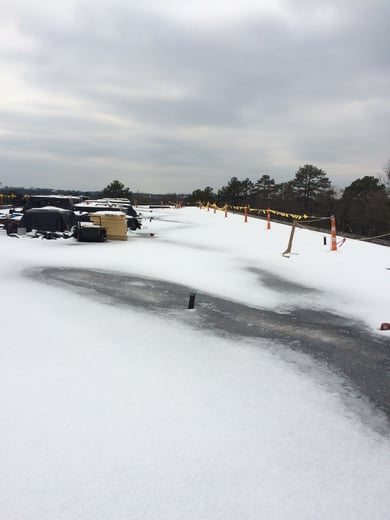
[188,292,196,309]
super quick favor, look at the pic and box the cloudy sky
[1,0,389,193]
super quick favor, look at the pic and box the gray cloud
[1,0,389,192]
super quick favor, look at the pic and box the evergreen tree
[217,177,254,206]
[185,186,215,205]
[342,176,385,200]
[291,164,333,212]
[340,176,389,236]
[253,174,276,207]
[101,180,132,199]
[273,181,296,213]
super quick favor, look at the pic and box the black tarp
[19,208,77,232]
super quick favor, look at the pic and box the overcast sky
[1,0,389,193]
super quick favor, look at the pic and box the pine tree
[291,165,332,212]
[101,180,132,199]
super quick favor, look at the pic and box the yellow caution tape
[203,203,313,220]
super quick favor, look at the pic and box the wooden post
[244,206,248,223]
[267,209,271,230]
[282,220,297,256]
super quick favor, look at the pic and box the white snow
[93,210,127,216]
[0,206,389,519]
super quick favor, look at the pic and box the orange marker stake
[330,215,337,251]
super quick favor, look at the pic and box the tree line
[2,166,390,240]
[185,164,390,240]
[0,180,186,207]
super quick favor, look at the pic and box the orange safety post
[330,215,337,251]
[267,209,271,230]
[224,204,228,218]
[244,206,248,223]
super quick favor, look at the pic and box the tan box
[90,212,127,240]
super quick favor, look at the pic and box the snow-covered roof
[0,206,389,520]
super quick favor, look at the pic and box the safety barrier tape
[199,202,324,221]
